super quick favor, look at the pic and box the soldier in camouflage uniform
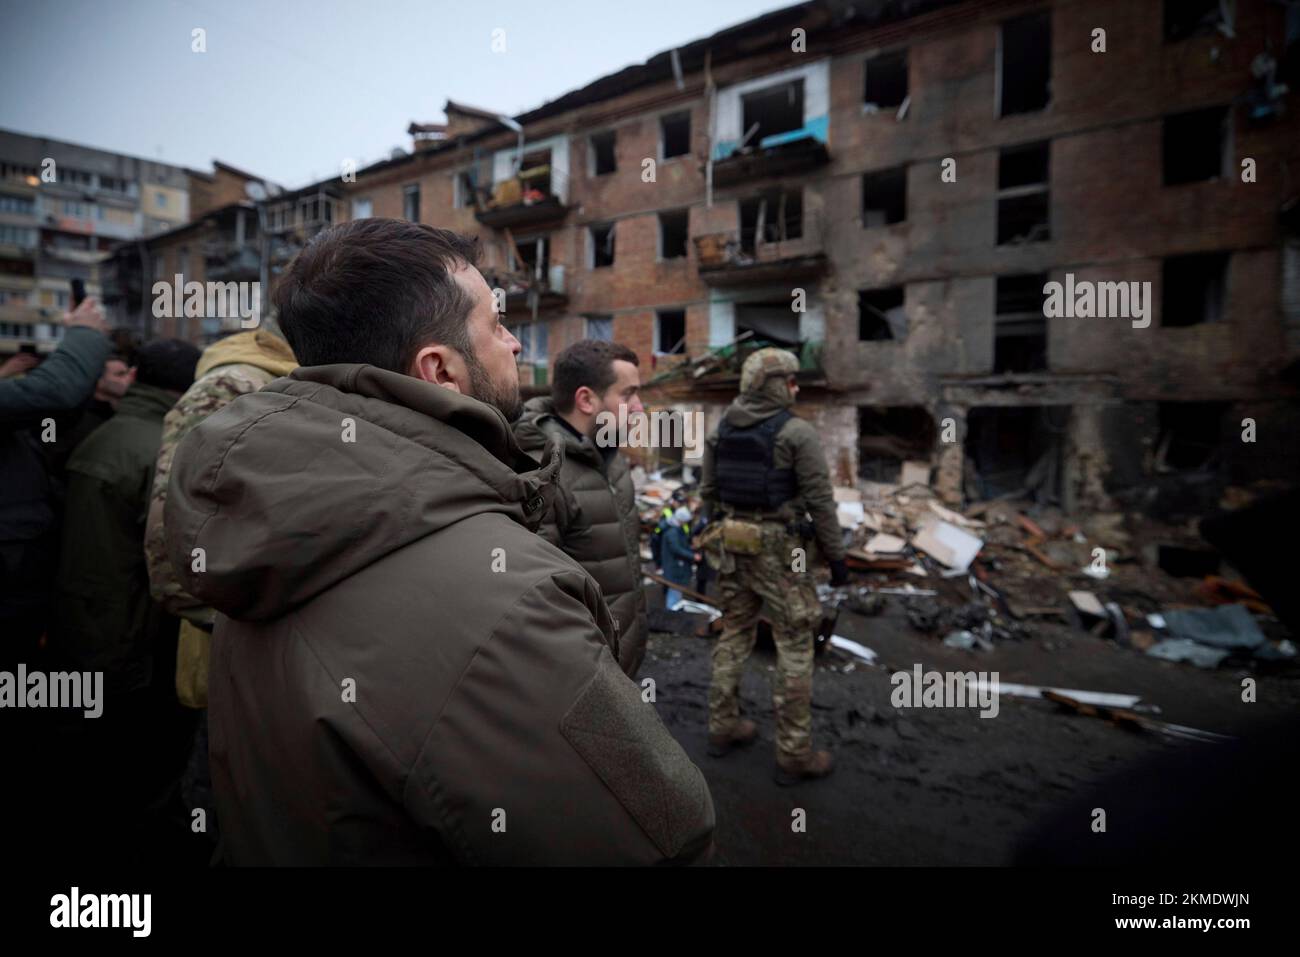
[143,328,296,832]
[699,348,848,785]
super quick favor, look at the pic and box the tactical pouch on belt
[720,518,764,555]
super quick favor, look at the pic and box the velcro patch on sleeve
[560,652,713,859]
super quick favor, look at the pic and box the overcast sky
[0,0,791,187]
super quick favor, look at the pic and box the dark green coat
[514,397,648,677]
[53,382,179,692]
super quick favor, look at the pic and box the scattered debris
[1146,638,1231,669]
[911,520,983,573]
[828,635,878,664]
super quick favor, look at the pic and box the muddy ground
[643,589,1300,866]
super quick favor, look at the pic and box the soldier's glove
[828,559,850,587]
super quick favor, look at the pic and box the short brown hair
[551,339,639,413]
[273,218,481,373]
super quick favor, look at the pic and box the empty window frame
[403,184,420,222]
[859,287,906,341]
[999,11,1052,116]
[997,141,1050,244]
[1162,252,1228,326]
[994,273,1049,373]
[511,235,549,281]
[659,209,689,259]
[864,49,908,109]
[738,189,802,253]
[741,79,805,145]
[1163,106,1229,185]
[590,131,617,176]
[656,309,686,354]
[589,222,615,268]
[862,166,907,227]
[661,111,691,159]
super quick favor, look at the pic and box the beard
[464,349,523,423]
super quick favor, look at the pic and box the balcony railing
[474,166,571,229]
[694,208,829,286]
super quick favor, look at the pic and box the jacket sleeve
[788,419,846,562]
[0,327,110,430]
[403,571,715,865]
[699,430,719,517]
[664,528,695,563]
[146,373,255,622]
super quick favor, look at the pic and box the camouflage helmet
[739,347,799,394]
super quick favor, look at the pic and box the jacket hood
[195,329,298,379]
[116,381,179,421]
[167,363,562,621]
[723,378,793,428]
[514,395,604,470]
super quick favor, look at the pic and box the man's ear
[410,344,462,392]
[574,385,598,415]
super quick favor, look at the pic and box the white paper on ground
[829,635,878,664]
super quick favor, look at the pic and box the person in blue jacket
[662,505,698,610]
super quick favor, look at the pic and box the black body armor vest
[715,409,797,510]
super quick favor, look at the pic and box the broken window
[511,235,549,281]
[736,301,801,347]
[586,315,613,341]
[864,49,908,109]
[965,406,1067,501]
[589,222,615,268]
[862,166,907,227]
[999,11,1052,116]
[1164,0,1234,42]
[591,131,617,176]
[994,273,1048,373]
[656,309,686,354]
[661,111,691,158]
[1162,252,1228,326]
[738,188,802,253]
[857,406,936,482]
[659,209,689,259]
[997,141,1050,244]
[403,184,420,222]
[1163,106,1229,185]
[858,287,906,341]
[741,78,805,146]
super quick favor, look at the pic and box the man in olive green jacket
[513,339,648,677]
[166,220,713,865]
[52,338,200,692]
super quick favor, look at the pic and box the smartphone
[71,278,86,309]
[19,343,38,355]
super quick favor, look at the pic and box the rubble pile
[827,469,1295,666]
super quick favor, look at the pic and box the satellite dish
[264,182,283,198]
[245,181,267,202]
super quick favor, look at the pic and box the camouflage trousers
[707,524,822,761]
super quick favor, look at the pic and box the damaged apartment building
[103,0,1299,516]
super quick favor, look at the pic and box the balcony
[694,207,828,287]
[205,244,261,282]
[711,127,830,189]
[482,263,567,315]
[474,166,570,230]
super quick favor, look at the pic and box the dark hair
[551,338,639,413]
[107,327,141,365]
[134,338,200,392]
[272,218,482,372]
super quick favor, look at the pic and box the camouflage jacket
[145,332,296,624]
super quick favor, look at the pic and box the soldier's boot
[773,749,835,786]
[707,718,758,757]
